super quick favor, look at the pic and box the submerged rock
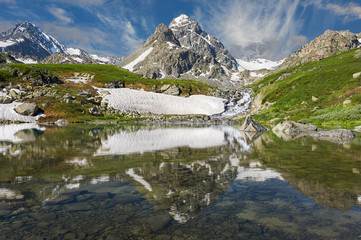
[310,129,355,144]
[14,103,42,116]
[239,116,268,132]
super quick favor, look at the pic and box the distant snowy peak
[237,58,284,71]
[1,22,122,65]
[0,21,67,58]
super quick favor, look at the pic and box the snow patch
[15,58,38,64]
[66,77,87,84]
[169,14,192,28]
[0,40,16,47]
[98,88,225,115]
[123,47,153,72]
[250,72,265,78]
[90,175,110,184]
[66,48,82,55]
[126,168,153,191]
[167,42,177,48]
[72,57,84,63]
[0,188,23,199]
[66,158,88,167]
[90,54,110,62]
[237,58,284,71]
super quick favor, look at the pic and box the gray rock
[273,121,317,136]
[14,103,42,116]
[63,93,73,100]
[163,85,180,96]
[55,119,69,126]
[239,116,268,132]
[89,107,102,116]
[76,90,92,97]
[310,129,355,143]
[353,126,361,132]
[353,72,361,78]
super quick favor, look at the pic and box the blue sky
[0,0,360,60]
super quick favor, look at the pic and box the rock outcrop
[273,121,317,136]
[278,30,360,70]
[239,116,268,132]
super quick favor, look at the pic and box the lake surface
[0,123,361,239]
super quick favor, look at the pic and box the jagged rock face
[279,30,361,70]
[41,52,100,64]
[0,52,20,63]
[120,20,233,88]
[0,22,67,59]
[169,14,238,71]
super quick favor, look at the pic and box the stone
[239,116,268,132]
[343,99,352,105]
[63,93,73,100]
[273,121,317,137]
[163,85,180,96]
[353,126,361,133]
[14,103,42,116]
[0,96,13,104]
[89,107,103,116]
[55,119,69,126]
[310,129,355,144]
[76,90,92,97]
[353,72,361,78]
[312,96,319,102]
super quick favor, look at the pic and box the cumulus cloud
[48,7,72,24]
[312,0,361,20]
[193,0,303,59]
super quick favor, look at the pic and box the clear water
[0,123,361,239]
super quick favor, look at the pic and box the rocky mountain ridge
[278,29,361,70]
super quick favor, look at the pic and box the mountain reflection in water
[0,123,361,239]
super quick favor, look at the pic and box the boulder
[273,121,317,136]
[14,103,42,116]
[353,72,361,78]
[0,96,13,104]
[353,126,361,133]
[89,107,103,116]
[160,84,181,96]
[239,116,268,132]
[310,129,355,143]
[76,90,92,98]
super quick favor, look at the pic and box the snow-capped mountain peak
[236,58,284,71]
[169,14,194,28]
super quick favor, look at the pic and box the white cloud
[48,7,72,24]
[194,0,303,59]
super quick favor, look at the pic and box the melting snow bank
[213,90,252,118]
[98,88,226,115]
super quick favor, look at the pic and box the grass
[248,48,361,128]
[5,63,217,96]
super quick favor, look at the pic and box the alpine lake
[1,123,361,240]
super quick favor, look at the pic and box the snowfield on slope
[98,88,226,115]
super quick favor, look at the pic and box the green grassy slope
[250,48,361,128]
[5,63,218,95]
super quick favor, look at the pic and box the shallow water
[0,123,361,239]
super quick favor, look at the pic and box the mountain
[278,30,361,70]
[120,15,238,88]
[0,22,121,65]
[0,22,66,58]
[169,14,238,71]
